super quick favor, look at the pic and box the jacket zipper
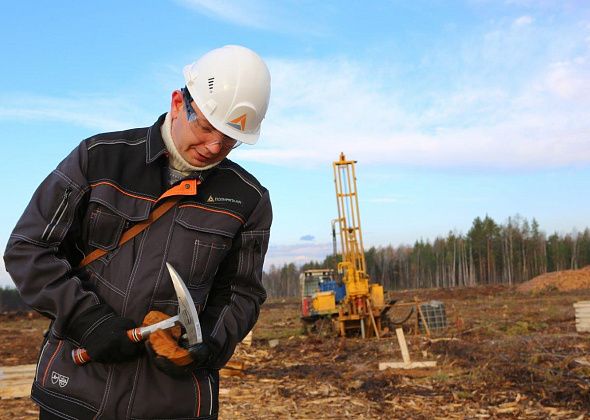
[41,187,72,242]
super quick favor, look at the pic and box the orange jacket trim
[179,203,245,224]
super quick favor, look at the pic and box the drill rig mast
[333,153,385,338]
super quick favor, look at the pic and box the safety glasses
[181,87,242,150]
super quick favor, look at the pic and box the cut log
[242,330,253,347]
[220,360,245,377]
[0,364,36,399]
[379,361,437,370]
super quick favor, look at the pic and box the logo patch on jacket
[51,371,69,388]
[207,194,242,205]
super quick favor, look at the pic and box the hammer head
[166,262,203,346]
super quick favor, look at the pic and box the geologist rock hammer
[71,262,202,365]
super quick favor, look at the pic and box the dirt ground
[517,265,590,292]
[2,284,590,419]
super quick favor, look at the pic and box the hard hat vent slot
[208,77,215,92]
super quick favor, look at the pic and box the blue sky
[1,1,589,286]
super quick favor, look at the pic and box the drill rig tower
[333,153,385,338]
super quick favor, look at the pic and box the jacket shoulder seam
[87,137,147,151]
[215,163,264,197]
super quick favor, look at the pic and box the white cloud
[0,244,14,288]
[174,0,269,29]
[3,18,589,172]
[544,60,590,99]
[365,197,405,204]
[513,15,533,27]
[264,242,332,269]
[174,0,330,35]
[232,29,590,170]
[0,94,148,132]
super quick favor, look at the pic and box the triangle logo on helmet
[227,114,247,131]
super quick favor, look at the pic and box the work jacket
[3,114,271,419]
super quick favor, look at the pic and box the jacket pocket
[41,186,73,243]
[34,335,105,414]
[130,360,218,419]
[171,207,234,289]
[88,206,126,251]
[189,238,229,288]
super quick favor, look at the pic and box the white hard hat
[183,45,271,145]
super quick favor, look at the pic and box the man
[4,45,272,419]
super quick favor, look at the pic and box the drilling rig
[333,152,387,338]
[300,153,391,338]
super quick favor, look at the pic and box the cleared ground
[1,285,590,419]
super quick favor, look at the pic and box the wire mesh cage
[419,300,448,332]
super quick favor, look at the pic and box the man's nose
[204,139,223,154]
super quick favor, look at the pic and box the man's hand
[187,343,212,368]
[143,310,213,377]
[67,304,142,363]
[82,316,141,363]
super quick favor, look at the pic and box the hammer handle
[71,328,144,366]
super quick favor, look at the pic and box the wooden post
[417,303,431,337]
[378,328,437,370]
[366,298,380,339]
[395,328,411,364]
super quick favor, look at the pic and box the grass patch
[501,321,548,335]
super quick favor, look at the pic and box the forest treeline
[2,215,589,309]
[0,286,29,311]
[263,215,590,298]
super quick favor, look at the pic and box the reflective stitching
[41,187,71,242]
[46,197,69,242]
[34,382,98,411]
[237,237,244,276]
[54,169,86,193]
[42,340,63,386]
[191,372,201,417]
[190,239,201,283]
[208,375,213,416]
[147,208,177,311]
[89,197,151,221]
[146,126,153,163]
[52,254,73,274]
[210,305,230,338]
[72,276,100,306]
[88,208,126,251]
[33,400,79,420]
[152,299,179,305]
[9,233,51,247]
[88,138,146,151]
[89,270,126,297]
[216,165,263,197]
[80,313,115,343]
[94,365,115,419]
[35,340,50,382]
[125,356,144,419]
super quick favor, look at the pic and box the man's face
[169,90,238,167]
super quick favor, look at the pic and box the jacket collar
[146,113,168,164]
[145,112,220,184]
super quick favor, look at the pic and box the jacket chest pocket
[82,184,152,258]
[87,206,126,251]
[171,206,239,289]
[189,238,229,287]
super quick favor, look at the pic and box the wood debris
[2,285,590,418]
[0,364,35,399]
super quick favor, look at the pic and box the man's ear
[170,90,183,119]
